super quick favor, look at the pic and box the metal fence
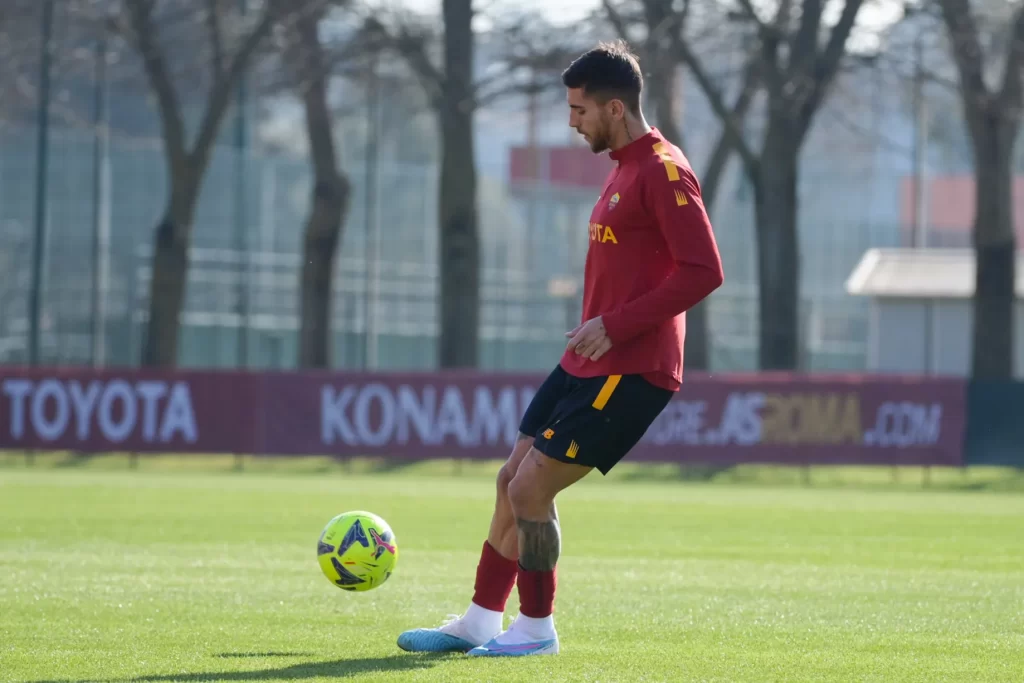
[0,119,900,372]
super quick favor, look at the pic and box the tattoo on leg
[516,517,561,571]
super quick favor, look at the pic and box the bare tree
[366,0,479,367]
[938,0,1024,378]
[369,6,582,368]
[116,0,281,367]
[602,0,760,371]
[676,0,866,370]
[602,0,686,148]
[273,0,352,368]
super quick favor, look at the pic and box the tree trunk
[646,53,709,371]
[639,0,684,152]
[437,0,479,368]
[294,5,351,369]
[648,66,708,371]
[647,55,684,153]
[970,112,1017,379]
[142,177,198,367]
[755,115,801,370]
[685,61,759,373]
[682,124,736,373]
[129,1,276,368]
[299,175,349,368]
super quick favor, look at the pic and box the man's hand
[565,317,612,361]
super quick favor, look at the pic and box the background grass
[1,454,1023,682]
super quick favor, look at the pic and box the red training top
[559,128,724,391]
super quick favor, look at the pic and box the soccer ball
[317,510,398,592]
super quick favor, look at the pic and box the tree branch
[206,0,225,82]
[736,0,774,46]
[734,0,785,95]
[190,2,277,167]
[471,10,580,109]
[997,3,1024,114]
[291,1,338,178]
[124,0,187,166]
[938,0,990,116]
[791,0,823,71]
[472,47,575,109]
[775,0,794,33]
[602,0,633,42]
[798,0,865,134]
[674,37,759,174]
[701,55,760,209]
[366,17,445,108]
[643,0,679,47]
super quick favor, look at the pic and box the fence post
[28,0,55,367]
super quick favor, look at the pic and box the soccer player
[397,40,724,657]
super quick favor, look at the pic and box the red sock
[471,541,519,612]
[516,565,556,618]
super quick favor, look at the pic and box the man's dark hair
[561,40,643,114]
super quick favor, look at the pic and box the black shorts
[518,365,674,475]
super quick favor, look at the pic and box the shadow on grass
[614,462,1024,492]
[367,458,421,474]
[53,452,98,468]
[617,463,736,483]
[212,652,317,659]
[29,653,457,683]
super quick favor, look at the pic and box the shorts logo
[542,428,555,440]
[608,192,620,210]
[566,440,580,459]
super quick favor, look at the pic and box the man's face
[567,87,615,154]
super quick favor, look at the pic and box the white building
[845,248,1024,377]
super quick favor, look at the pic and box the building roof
[845,248,1024,299]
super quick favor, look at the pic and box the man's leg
[396,432,536,653]
[465,373,675,657]
[460,432,536,636]
[485,432,534,560]
[467,448,591,657]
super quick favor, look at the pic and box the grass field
[2,454,1023,682]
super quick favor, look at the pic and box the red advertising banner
[0,368,967,466]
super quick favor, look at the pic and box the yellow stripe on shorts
[592,375,622,411]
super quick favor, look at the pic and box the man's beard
[588,129,610,153]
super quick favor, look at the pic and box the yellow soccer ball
[317,511,398,592]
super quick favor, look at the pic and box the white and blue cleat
[396,615,493,654]
[466,634,560,657]
[396,628,478,653]
[397,613,560,657]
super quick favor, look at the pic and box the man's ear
[608,98,626,121]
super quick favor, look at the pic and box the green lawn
[1,457,1023,682]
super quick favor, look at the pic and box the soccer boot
[466,617,559,657]
[396,614,497,653]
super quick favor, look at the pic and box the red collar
[608,127,663,164]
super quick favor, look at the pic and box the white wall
[870,298,1024,378]
[872,299,930,374]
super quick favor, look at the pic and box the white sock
[460,602,503,640]
[495,613,556,643]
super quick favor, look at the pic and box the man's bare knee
[508,468,547,518]
[496,462,515,496]
[507,454,552,518]
[503,434,534,479]
[496,432,534,498]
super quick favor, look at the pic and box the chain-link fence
[0,116,900,372]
